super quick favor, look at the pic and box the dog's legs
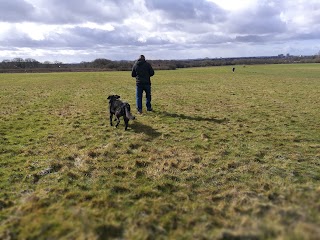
[109,113,114,126]
[115,117,121,128]
[124,117,129,130]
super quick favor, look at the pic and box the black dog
[107,95,135,130]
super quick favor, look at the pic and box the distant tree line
[1,55,320,73]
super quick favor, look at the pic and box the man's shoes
[137,109,152,114]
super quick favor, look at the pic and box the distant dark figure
[232,67,235,72]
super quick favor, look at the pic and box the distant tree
[0,59,13,69]
[25,58,39,68]
[43,61,53,68]
[12,58,24,62]
[79,61,90,68]
[12,58,25,68]
[25,58,36,62]
[315,51,320,63]
[93,58,112,68]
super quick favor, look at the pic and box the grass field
[1,64,320,239]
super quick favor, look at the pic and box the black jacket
[131,59,154,86]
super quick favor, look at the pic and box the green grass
[1,64,320,239]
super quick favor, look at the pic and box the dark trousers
[136,85,151,111]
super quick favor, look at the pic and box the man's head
[139,55,145,61]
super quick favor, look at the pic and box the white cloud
[80,22,115,31]
[15,23,58,40]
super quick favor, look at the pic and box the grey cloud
[68,27,136,46]
[294,31,320,41]
[234,30,320,44]
[191,33,233,45]
[67,26,171,47]
[145,0,227,23]
[1,25,172,51]
[235,35,271,43]
[37,0,132,24]
[0,29,65,49]
[154,22,212,35]
[0,0,35,22]
[0,0,133,24]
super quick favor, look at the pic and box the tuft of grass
[1,64,320,239]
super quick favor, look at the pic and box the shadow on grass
[95,224,123,240]
[159,111,228,123]
[130,121,162,138]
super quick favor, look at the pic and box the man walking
[131,55,155,114]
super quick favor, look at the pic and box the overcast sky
[1,0,320,63]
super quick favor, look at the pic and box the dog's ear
[115,95,120,99]
[107,96,111,99]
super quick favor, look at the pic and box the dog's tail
[124,103,135,120]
